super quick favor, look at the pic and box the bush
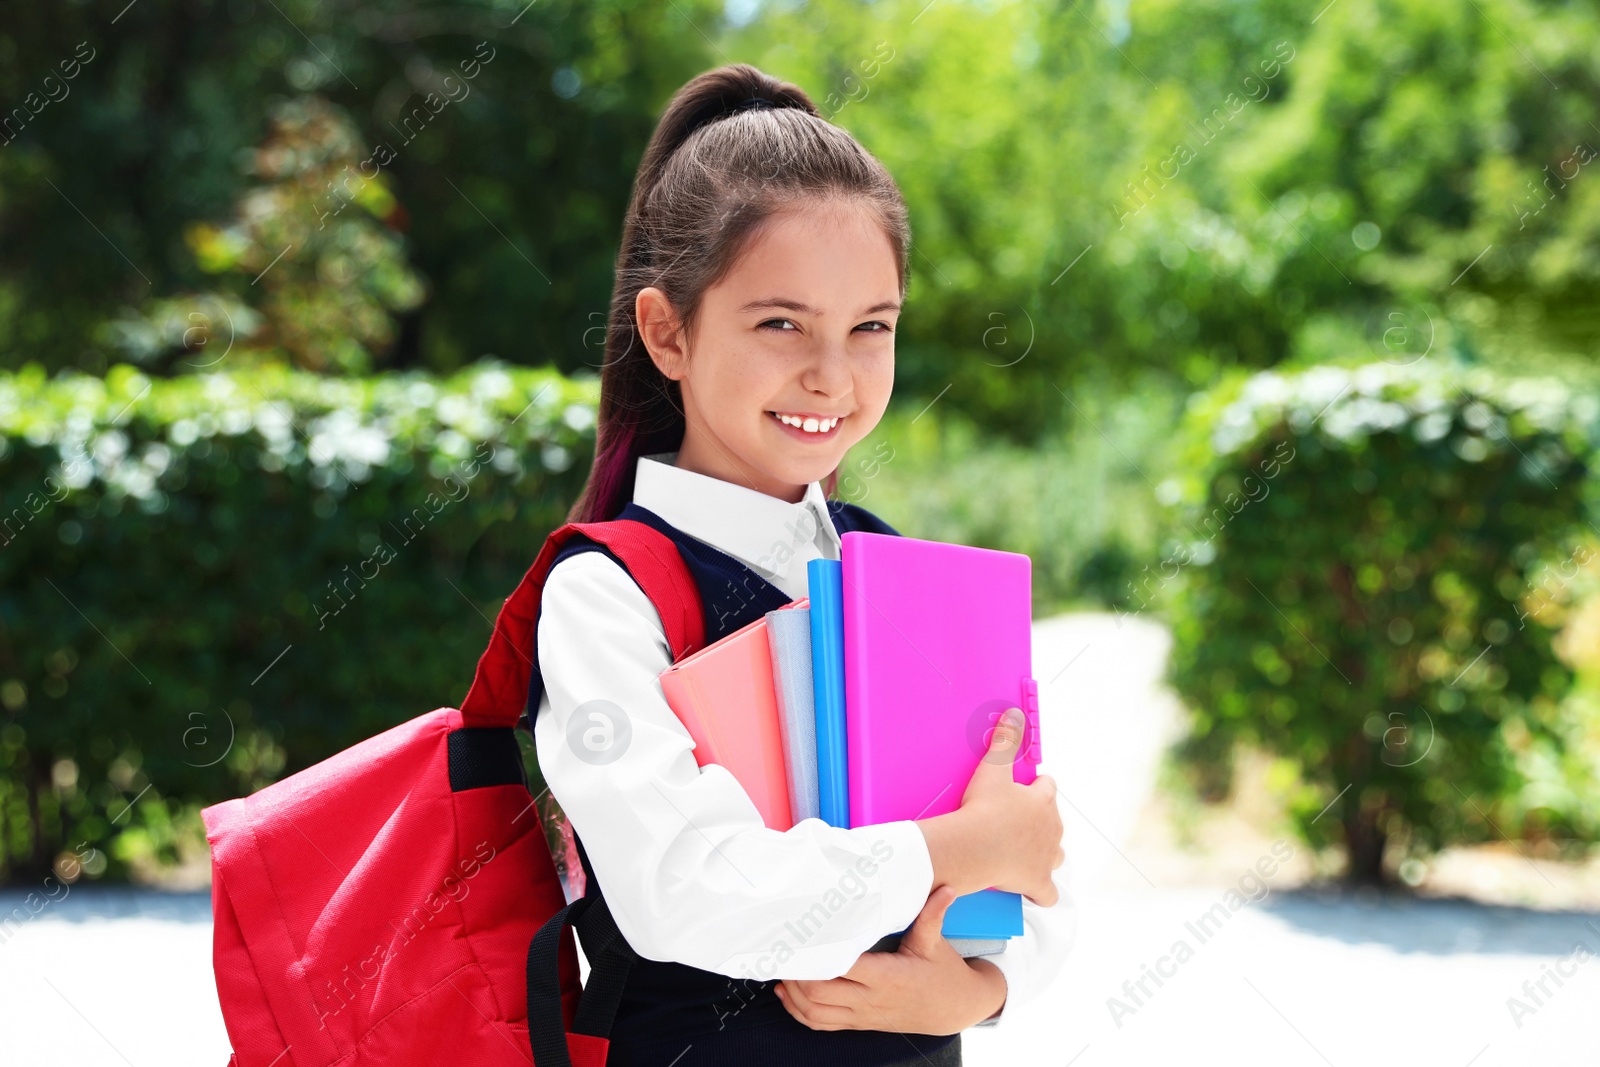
[105,95,429,375]
[1163,361,1598,883]
[0,361,597,884]
[857,379,1184,615]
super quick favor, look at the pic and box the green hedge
[0,362,598,883]
[1164,361,1599,883]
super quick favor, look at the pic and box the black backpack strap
[521,516,703,1062]
[527,886,639,1065]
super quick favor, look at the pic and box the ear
[636,287,689,380]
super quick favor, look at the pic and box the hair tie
[732,96,775,112]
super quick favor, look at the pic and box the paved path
[3,613,1595,1066]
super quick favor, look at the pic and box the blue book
[807,558,850,829]
[932,892,1024,939]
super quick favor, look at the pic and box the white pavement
[970,613,1600,1067]
[2,613,1596,1066]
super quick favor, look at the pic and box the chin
[771,454,843,489]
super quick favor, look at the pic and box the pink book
[841,531,1040,939]
[657,602,806,831]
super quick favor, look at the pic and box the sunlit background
[3,0,1599,1063]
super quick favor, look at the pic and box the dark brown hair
[566,63,911,523]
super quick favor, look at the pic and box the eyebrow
[736,297,901,316]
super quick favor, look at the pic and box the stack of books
[658,531,1042,957]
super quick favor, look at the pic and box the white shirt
[532,450,1072,1029]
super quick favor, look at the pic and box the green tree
[1167,362,1595,883]
[0,0,721,376]
[1223,0,1600,366]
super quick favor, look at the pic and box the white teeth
[773,413,839,433]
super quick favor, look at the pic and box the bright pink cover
[841,531,1040,831]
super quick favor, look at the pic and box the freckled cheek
[856,352,895,411]
[718,372,776,431]
[731,356,789,411]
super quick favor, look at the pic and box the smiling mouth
[768,411,844,434]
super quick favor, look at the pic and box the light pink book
[657,601,806,831]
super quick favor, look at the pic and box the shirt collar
[632,451,841,594]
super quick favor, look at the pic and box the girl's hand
[774,885,1007,1036]
[918,707,1064,906]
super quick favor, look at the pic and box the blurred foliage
[0,0,713,378]
[97,96,425,374]
[2,0,1596,433]
[0,361,597,882]
[1164,361,1598,883]
[1539,543,1600,846]
[1544,537,1600,675]
[1226,0,1600,365]
[847,376,1181,616]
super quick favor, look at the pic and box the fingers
[788,976,866,1009]
[1032,773,1057,801]
[776,979,857,1030]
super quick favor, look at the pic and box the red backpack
[201,519,705,1067]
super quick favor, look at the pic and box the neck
[673,430,807,504]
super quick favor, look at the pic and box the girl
[528,63,1070,1066]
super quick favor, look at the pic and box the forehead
[709,199,899,309]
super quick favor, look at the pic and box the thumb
[975,706,1025,777]
[901,884,959,957]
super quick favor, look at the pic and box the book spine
[807,558,850,828]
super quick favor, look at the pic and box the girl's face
[637,198,899,503]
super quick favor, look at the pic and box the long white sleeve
[531,549,937,983]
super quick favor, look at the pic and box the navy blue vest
[527,499,962,1066]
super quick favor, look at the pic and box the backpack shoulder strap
[459,519,706,730]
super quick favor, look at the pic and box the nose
[800,338,852,401]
